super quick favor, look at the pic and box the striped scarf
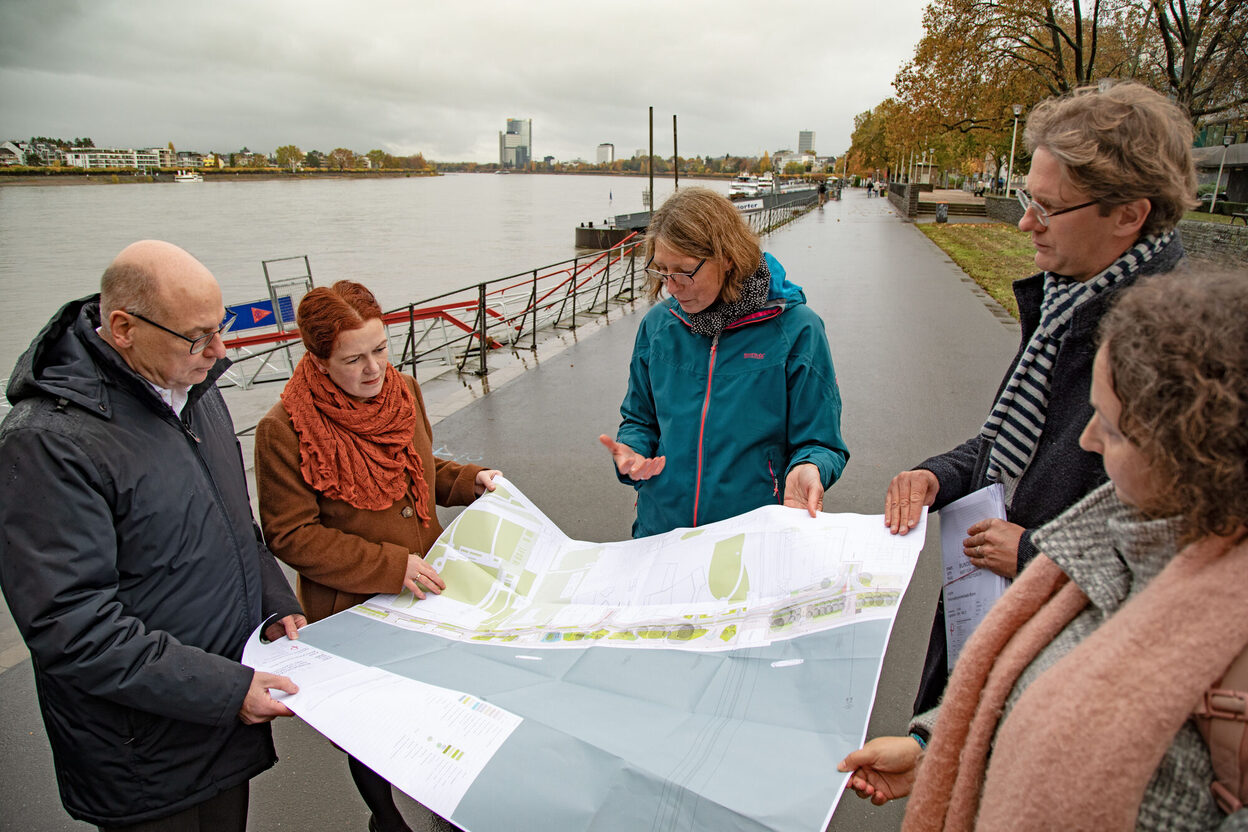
[982,233,1171,506]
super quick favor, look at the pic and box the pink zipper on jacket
[692,333,719,528]
[670,300,785,529]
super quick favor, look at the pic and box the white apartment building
[63,148,161,169]
[596,143,614,164]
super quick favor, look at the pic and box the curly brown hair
[1100,268,1248,540]
[1024,82,1197,238]
[643,187,762,303]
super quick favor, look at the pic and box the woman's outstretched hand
[598,435,666,481]
[837,736,923,805]
[783,462,824,517]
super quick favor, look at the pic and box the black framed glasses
[127,310,236,354]
[643,257,707,289]
[1016,189,1099,227]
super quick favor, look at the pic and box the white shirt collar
[146,380,189,417]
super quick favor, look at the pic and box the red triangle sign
[251,307,274,323]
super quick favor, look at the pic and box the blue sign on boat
[226,296,297,333]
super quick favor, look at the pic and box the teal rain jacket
[616,253,849,538]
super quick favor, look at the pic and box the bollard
[936,202,949,223]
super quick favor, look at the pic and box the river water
[0,173,726,381]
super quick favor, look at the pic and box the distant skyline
[1,0,932,163]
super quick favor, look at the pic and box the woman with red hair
[256,280,499,832]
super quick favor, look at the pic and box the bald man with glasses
[0,240,305,831]
[879,82,1198,719]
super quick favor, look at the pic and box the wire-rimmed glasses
[127,309,237,354]
[643,257,707,289]
[1016,189,1099,227]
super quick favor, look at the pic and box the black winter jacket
[0,296,301,825]
[909,234,1187,716]
[919,233,1187,572]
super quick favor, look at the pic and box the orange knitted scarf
[281,354,430,520]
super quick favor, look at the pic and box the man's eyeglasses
[643,257,707,289]
[1016,189,1099,227]
[127,310,237,354]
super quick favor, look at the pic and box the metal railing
[740,189,820,235]
[217,233,645,388]
[215,192,821,390]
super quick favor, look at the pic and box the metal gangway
[217,233,646,390]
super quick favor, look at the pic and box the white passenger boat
[174,170,204,183]
[728,173,760,199]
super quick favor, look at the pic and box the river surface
[0,174,726,381]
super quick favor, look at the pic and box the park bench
[1230,212,1248,226]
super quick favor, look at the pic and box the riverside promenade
[0,190,1023,832]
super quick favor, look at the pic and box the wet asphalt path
[0,190,1022,832]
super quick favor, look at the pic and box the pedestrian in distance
[884,81,1198,717]
[255,280,500,832]
[599,186,849,538]
[841,267,1248,831]
[0,240,305,832]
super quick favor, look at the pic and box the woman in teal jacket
[600,187,849,538]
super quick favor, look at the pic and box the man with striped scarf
[882,82,1198,715]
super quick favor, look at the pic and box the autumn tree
[275,145,304,171]
[366,149,387,169]
[328,148,355,170]
[1139,0,1248,121]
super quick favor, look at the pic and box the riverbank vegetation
[918,223,1034,319]
[0,166,437,186]
[842,1,1246,186]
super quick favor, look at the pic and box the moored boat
[728,173,760,199]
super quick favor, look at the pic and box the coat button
[401,506,414,518]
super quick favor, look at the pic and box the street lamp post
[1006,103,1022,197]
[1211,135,1233,214]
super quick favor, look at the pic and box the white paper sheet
[243,629,522,817]
[938,484,1010,667]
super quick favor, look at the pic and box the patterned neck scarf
[680,256,772,337]
[981,232,1172,506]
[281,354,431,518]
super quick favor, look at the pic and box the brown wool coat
[255,374,484,623]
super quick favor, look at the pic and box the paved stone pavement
[0,190,1023,832]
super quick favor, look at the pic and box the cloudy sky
[1,0,931,163]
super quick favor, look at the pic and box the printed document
[939,484,1010,666]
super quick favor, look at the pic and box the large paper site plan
[361,477,920,652]
[246,477,927,832]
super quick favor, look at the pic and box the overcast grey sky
[1,0,931,163]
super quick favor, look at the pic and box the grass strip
[1182,210,1236,225]
[918,223,1035,319]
